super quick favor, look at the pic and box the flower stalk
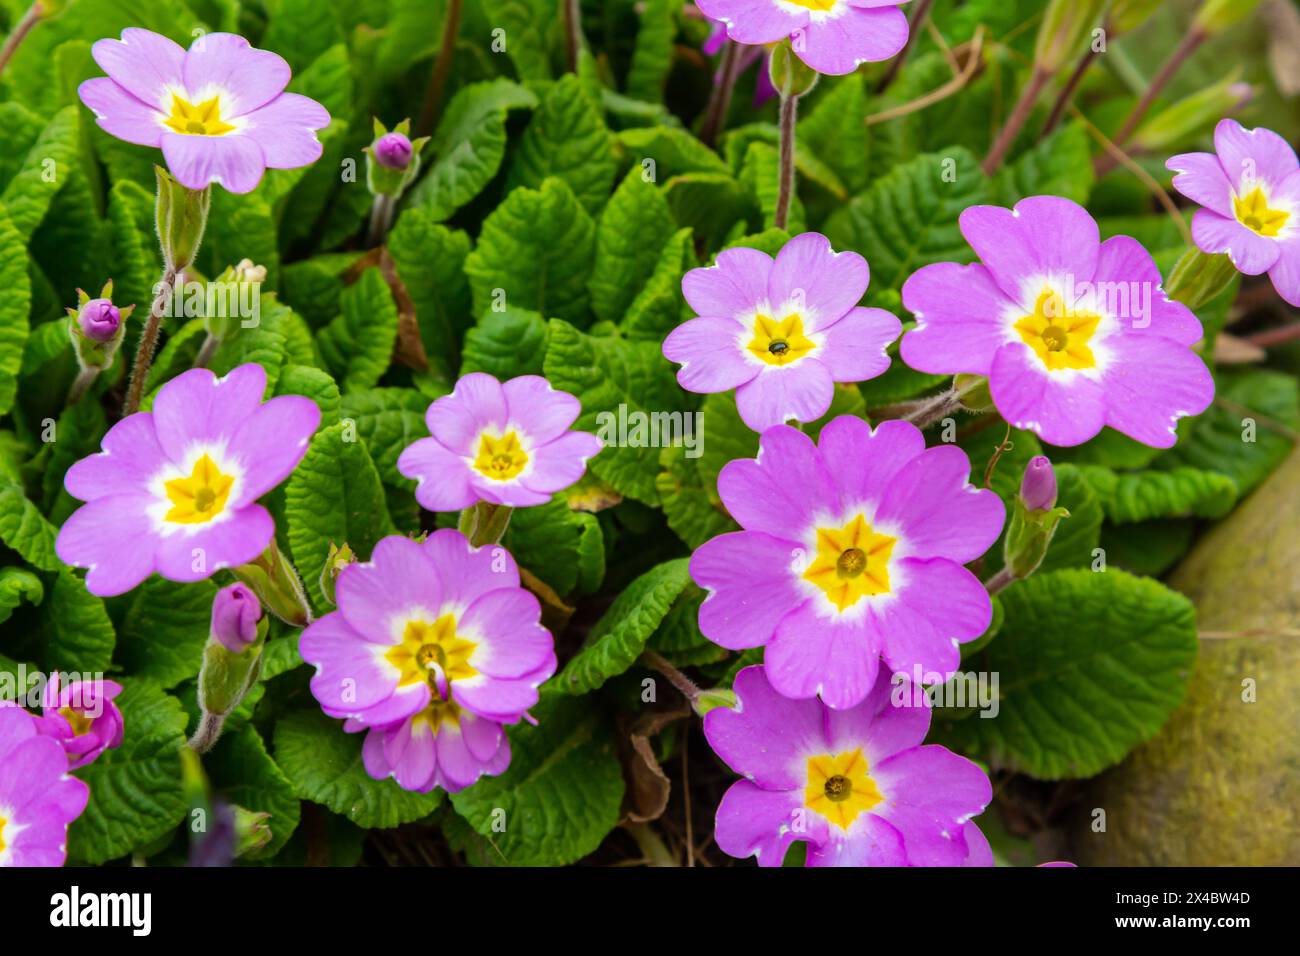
[699,39,742,148]
[769,40,818,231]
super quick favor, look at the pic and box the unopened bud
[318,542,356,607]
[1020,456,1058,511]
[211,582,263,652]
[365,118,430,198]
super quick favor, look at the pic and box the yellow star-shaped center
[802,514,896,611]
[1234,186,1289,237]
[805,749,884,830]
[472,431,529,481]
[163,93,236,136]
[384,614,478,697]
[163,454,235,524]
[747,313,817,366]
[1014,288,1100,372]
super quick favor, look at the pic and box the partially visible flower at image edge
[299,530,556,793]
[35,674,125,771]
[78,28,330,194]
[691,415,1003,709]
[664,232,901,433]
[705,666,992,866]
[55,363,320,597]
[901,195,1214,448]
[1167,117,1300,306]
[0,705,90,867]
[695,0,910,76]
[397,373,603,511]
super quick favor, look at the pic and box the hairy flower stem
[67,366,101,406]
[983,566,1016,595]
[187,712,226,755]
[417,0,462,136]
[774,92,799,230]
[982,66,1051,176]
[699,40,742,148]
[641,649,702,703]
[0,2,42,78]
[1109,28,1207,155]
[900,378,986,430]
[367,193,396,247]
[563,0,581,73]
[122,267,178,417]
[1041,46,1098,137]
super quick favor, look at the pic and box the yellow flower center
[472,431,529,481]
[164,454,235,524]
[747,314,816,366]
[1233,187,1289,237]
[1014,288,1100,372]
[786,0,839,11]
[412,699,463,734]
[0,814,6,855]
[384,614,478,695]
[59,707,95,737]
[805,749,883,830]
[803,514,896,611]
[164,93,236,136]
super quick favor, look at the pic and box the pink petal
[55,495,159,597]
[301,613,402,714]
[64,412,166,501]
[239,93,329,168]
[1213,118,1300,192]
[767,233,870,331]
[517,431,603,496]
[1191,208,1281,275]
[78,77,165,147]
[697,0,809,46]
[335,536,443,643]
[161,131,266,194]
[796,5,910,75]
[397,437,477,512]
[988,342,1106,447]
[182,32,290,117]
[151,365,267,464]
[1166,150,1234,218]
[816,416,924,507]
[682,246,773,319]
[767,601,882,709]
[90,28,185,109]
[501,375,581,444]
[153,504,274,580]
[714,780,815,866]
[873,745,992,866]
[901,261,1016,375]
[1102,335,1214,449]
[704,665,827,789]
[693,531,809,651]
[824,669,931,765]
[662,317,756,393]
[816,307,900,382]
[734,360,835,431]
[876,445,1004,563]
[225,395,319,504]
[421,528,520,605]
[1092,236,1202,345]
[459,589,554,680]
[1268,237,1300,307]
[717,424,839,537]
[959,197,1101,303]
[426,373,508,455]
[806,814,907,866]
[876,558,992,679]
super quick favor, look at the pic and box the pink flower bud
[211,582,263,652]
[80,298,121,342]
[374,132,413,169]
[1020,455,1058,511]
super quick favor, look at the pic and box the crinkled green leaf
[206,725,301,859]
[68,681,189,864]
[621,227,692,342]
[503,494,605,597]
[509,74,616,215]
[0,566,42,625]
[559,558,690,694]
[316,268,399,392]
[112,579,217,690]
[273,708,443,829]
[937,569,1198,779]
[460,307,550,379]
[997,122,1095,205]
[387,210,473,369]
[465,179,595,326]
[589,168,677,324]
[339,387,429,488]
[0,205,32,415]
[0,482,60,572]
[0,106,79,242]
[448,693,623,866]
[1077,465,1238,523]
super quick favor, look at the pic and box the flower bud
[154,165,210,271]
[67,281,132,371]
[1108,0,1164,35]
[1020,456,1058,511]
[79,299,121,342]
[374,132,413,169]
[1166,247,1239,309]
[1131,75,1252,154]
[36,673,125,770]
[365,118,430,199]
[318,541,356,607]
[692,687,737,718]
[211,582,263,652]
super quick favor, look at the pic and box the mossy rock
[1073,449,1300,865]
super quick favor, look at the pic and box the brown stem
[1109,28,1207,154]
[1041,46,1098,137]
[123,267,178,417]
[982,66,1051,176]
[875,0,935,93]
[774,92,798,230]
[641,649,702,703]
[194,331,220,369]
[1244,321,1300,348]
[698,39,741,148]
[983,566,1016,595]
[417,0,462,135]
[563,0,581,73]
[0,3,41,78]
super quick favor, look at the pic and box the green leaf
[615,126,730,179]
[1101,519,1196,577]
[0,205,32,415]
[825,148,991,294]
[202,187,280,290]
[656,449,738,549]
[112,579,217,690]
[206,725,301,859]
[465,179,596,326]
[408,79,538,220]
[273,708,442,829]
[448,693,623,866]
[626,0,676,101]
[316,268,399,392]
[543,319,691,503]
[559,558,690,694]
[275,364,342,427]
[0,106,79,242]
[0,482,59,572]
[68,681,189,864]
[0,566,42,625]
[647,584,728,666]
[285,422,391,605]
[997,122,1095,205]
[461,307,551,379]
[665,171,757,250]
[482,0,554,80]
[37,568,115,673]
[937,569,1198,779]
[1077,465,1238,523]
[262,0,345,73]
[621,227,692,342]
[589,168,678,324]
[508,74,616,215]
[1163,369,1299,495]
[339,387,430,489]
[800,74,870,194]
[503,494,605,597]
[387,211,473,370]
